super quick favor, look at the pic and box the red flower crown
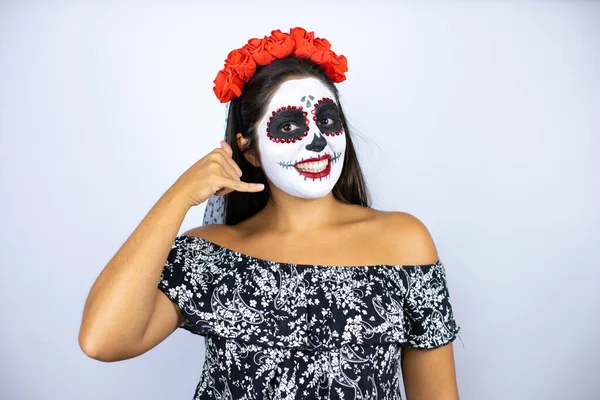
[213,27,348,103]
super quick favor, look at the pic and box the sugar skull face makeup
[256,77,346,199]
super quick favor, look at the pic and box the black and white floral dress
[158,235,460,400]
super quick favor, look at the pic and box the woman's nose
[305,132,327,153]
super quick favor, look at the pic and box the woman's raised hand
[170,141,264,208]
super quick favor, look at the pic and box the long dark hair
[224,56,370,225]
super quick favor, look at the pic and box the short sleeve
[157,235,203,334]
[403,261,460,349]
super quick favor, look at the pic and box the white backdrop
[1,1,599,399]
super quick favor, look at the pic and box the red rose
[265,29,295,59]
[213,68,245,103]
[321,53,348,83]
[224,48,256,81]
[310,37,334,64]
[244,37,275,66]
[289,27,314,44]
[289,27,317,59]
[314,37,331,52]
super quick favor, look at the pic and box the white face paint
[256,77,346,199]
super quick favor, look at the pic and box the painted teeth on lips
[295,159,329,172]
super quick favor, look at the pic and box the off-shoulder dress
[158,235,460,400]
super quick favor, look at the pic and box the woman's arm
[78,187,191,361]
[382,211,460,399]
[402,344,459,400]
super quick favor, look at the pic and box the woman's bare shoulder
[181,223,240,244]
[369,209,440,265]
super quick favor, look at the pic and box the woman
[79,27,461,399]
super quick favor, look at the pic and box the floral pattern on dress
[158,235,460,400]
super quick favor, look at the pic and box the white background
[1,1,599,399]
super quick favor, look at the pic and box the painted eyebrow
[269,109,306,124]
[270,105,304,115]
[315,101,340,116]
[271,108,304,116]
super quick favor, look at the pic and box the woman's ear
[236,132,261,167]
